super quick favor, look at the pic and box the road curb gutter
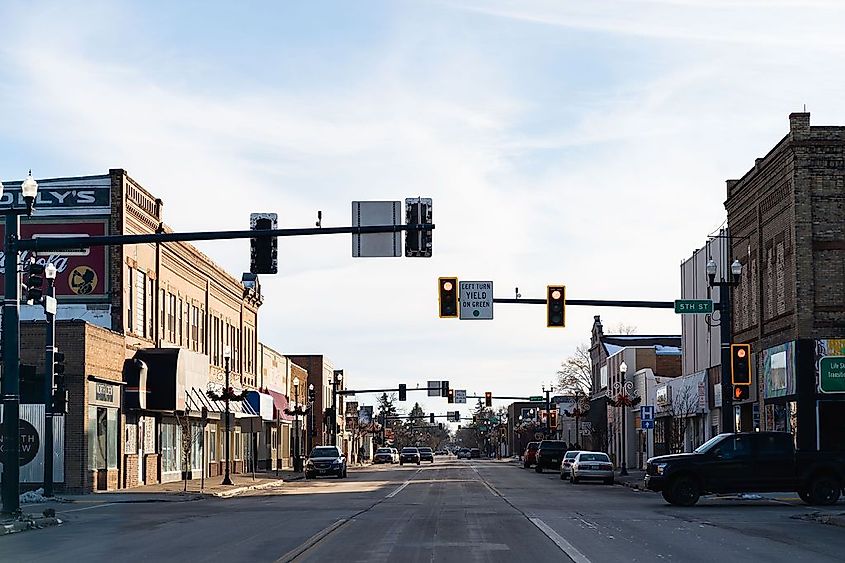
[2,516,62,535]
[275,519,348,562]
[214,479,288,498]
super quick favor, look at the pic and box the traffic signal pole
[717,290,735,434]
[42,277,56,497]
[2,210,23,516]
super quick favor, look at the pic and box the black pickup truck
[645,432,845,506]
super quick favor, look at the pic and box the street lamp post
[222,346,233,485]
[611,361,639,477]
[1,171,39,516]
[331,370,343,446]
[42,262,57,497]
[307,383,315,453]
[292,377,302,472]
[707,257,743,434]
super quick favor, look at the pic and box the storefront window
[89,406,118,470]
[208,426,217,462]
[234,428,242,460]
[191,423,202,471]
[161,420,179,474]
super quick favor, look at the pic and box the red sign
[0,220,109,299]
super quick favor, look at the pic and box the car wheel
[667,476,700,507]
[400,462,403,466]
[604,478,614,485]
[535,465,542,473]
[337,470,343,479]
[571,475,579,484]
[808,475,841,506]
[560,472,566,480]
[523,462,530,469]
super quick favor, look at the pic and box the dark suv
[535,440,568,473]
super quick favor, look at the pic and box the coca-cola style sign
[0,220,109,299]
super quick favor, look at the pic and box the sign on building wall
[816,339,845,394]
[0,176,111,215]
[0,220,110,299]
[0,404,64,482]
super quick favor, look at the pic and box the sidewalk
[614,469,648,490]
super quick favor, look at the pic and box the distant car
[400,447,421,465]
[373,448,395,464]
[535,440,568,473]
[457,448,471,459]
[470,448,481,459]
[434,449,448,456]
[305,446,347,479]
[418,447,435,463]
[523,442,540,469]
[559,450,582,480]
[570,451,614,485]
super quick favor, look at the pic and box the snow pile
[20,488,48,504]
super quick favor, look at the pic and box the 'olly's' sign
[0,175,110,214]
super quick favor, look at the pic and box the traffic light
[250,213,278,274]
[430,413,435,424]
[733,385,749,401]
[308,385,316,403]
[454,410,460,423]
[547,285,566,328]
[441,380,449,398]
[24,261,45,304]
[438,423,443,430]
[549,410,558,428]
[405,197,433,258]
[52,351,67,414]
[53,351,66,378]
[399,384,407,401]
[485,391,492,408]
[438,277,458,318]
[731,343,752,385]
[447,389,454,404]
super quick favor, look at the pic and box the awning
[246,391,275,421]
[185,387,259,418]
[266,389,294,422]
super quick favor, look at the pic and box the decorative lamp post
[706,256,743,433]
[563,390,590,447]
[284,377,311,472]
[206,346,248,485]
[2,170,39,516]
[608,361,640,476]
[331,370,343,446]
[307,383,315,452]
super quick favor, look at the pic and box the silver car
[570,451,614,485]
[559,450,581,480]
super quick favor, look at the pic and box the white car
[559,450,582,480]
[570,451,614,485]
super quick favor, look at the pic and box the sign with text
[455,389,467,404]
[674,299,714,314]
[0,220,109,299]
[0,175,111,215]
[640,405,655,422]
[459,281,493,320]
[819,356,845,393]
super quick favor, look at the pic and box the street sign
[640,405,655,422]
[579,421,592,435]
[819,356,845,393]
[641,420,655,429]
[455,390,467,404]
[427,380,441,397]
[44,295,57,315]
[674,299,714,314]
[529,396,543,402]
[352,201,402,257]
[459,281,493,320]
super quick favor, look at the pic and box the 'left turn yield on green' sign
[459,281,493,320]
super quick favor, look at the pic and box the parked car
[645,431,845,506]
[373,448,395,464]
[305,446,347,479]
[559,450,582,480]
[419,447,435,463]
[570,452,613,484]
[434,449,448,456]
[523,442,540,468]
[400,447,421,465]
[535,440,568,473]
[470,448,481,459]
[457,448,471,459]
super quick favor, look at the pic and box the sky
[1,0,844,421]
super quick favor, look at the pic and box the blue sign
[642,420,655,429]
[640,405,655,422]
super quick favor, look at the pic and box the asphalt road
[3,458,844,562]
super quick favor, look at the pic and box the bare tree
[557,343,592,395]
[666,385,699,454]
[612,323,638,335]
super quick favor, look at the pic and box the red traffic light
[438,277,458,318]
[731,343,752,385]
[547,285,566,328]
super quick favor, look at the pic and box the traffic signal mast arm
[494,297,674,308]
[16,223,436,253]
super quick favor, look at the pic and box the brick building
[285,355,346,452]
[725,112,845,450]
[2,169,277,491]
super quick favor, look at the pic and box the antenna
[316,210,322,228]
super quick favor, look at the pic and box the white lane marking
[58,502,118,513]
[529,517,592,563]
[385,468,422,499]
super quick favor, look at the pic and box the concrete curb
[792,512,845,528]
[2,516,62,536]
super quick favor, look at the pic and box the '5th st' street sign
[674,299,714,314]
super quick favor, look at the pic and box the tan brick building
[725,112,845,450]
